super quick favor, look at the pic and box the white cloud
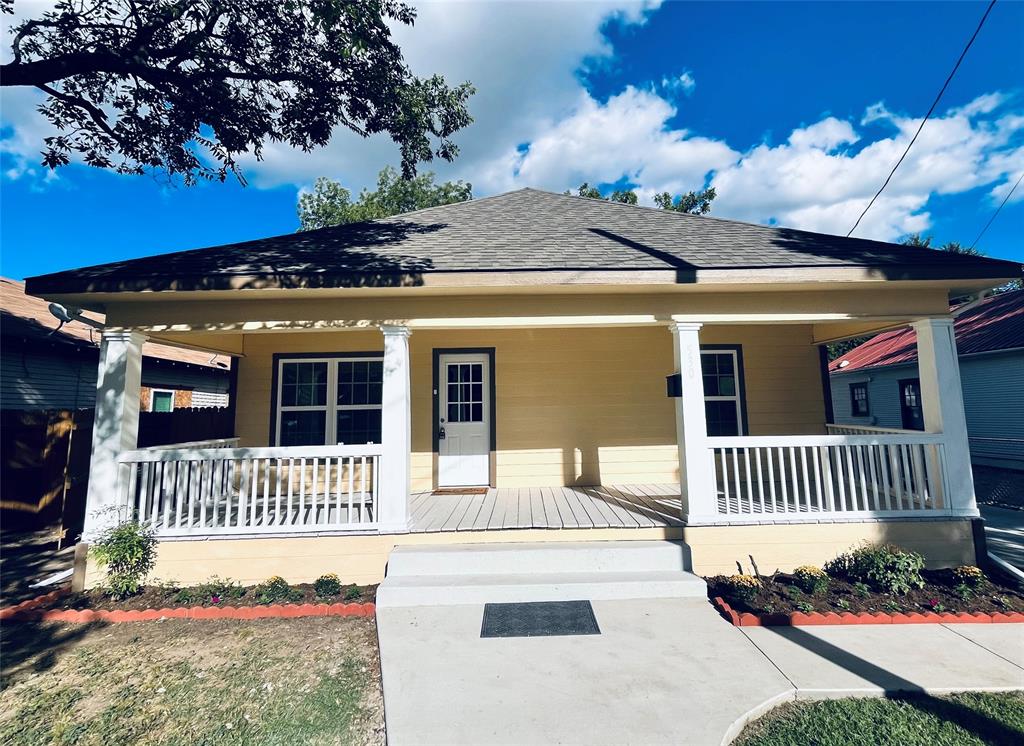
[483,85,737,195]
[711,94,1024,240]
[661,71,696,96]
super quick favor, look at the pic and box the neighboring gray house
[1,276,232,410]
[829,289,1024,470]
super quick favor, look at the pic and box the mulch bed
[38,582,377,612]
[707,569,1024,626]
[1,582,379,623]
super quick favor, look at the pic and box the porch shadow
[759,625,1024,745]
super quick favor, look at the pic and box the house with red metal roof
[829,289,1024,469]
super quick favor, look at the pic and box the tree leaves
[296,166,472,231]
[2,0,474,184]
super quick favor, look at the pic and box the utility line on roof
[847,0,997,238]
[969,171,1023,251]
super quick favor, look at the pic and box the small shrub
[834,598,851,611]
[882,599,902,613]
[90,517,157,599]
[853,581,871,598]
[954,583,974,602]
[925,598,946,613]
[725,574,761,603]
[795,601,814,613]
[313,573,343,599]
[254,576,303,605]
[792,565,829,596]
[785,585,804,600]
[343,585,362,601]
[952,565,985,588]
[824,543,925,595]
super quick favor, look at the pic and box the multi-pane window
[276,356,383,446]
[701,350,744,437]
[850,382,870,416]
[446,363,484,422]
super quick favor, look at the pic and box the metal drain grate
[480,600,601,638]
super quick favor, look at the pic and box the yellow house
[25,189,1022,587]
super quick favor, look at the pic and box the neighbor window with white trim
[275,356,383,446]
[701,349,744,437]
[150,389,175,413]
[850,382,870,417]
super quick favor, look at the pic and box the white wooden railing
[141,437,240,451]
[708,434,949,521]
[116,444,382,536]
[825,424,919,436]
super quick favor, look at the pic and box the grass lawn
[0,616,383,745]
[736,692,1024,746]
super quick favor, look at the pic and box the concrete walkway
[377,600,1024,746]
[982,505,1024,570]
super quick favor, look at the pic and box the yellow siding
[232,324,825,489]
[88,519,975,588]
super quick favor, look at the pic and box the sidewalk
[377,598,1024,746]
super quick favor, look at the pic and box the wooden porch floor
[409,484,685,532]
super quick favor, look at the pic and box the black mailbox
[666,373,682,398]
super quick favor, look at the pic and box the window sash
[701,350,744,436]
[276,356,383,445]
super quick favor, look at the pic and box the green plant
[314,573,343,599]
[725,575,761,603]
[834,598,851,611]
[952,565,985,588]
[853,581,871,598]
[883,599,903,613]
[824,543,925,595]
[785,585,804,600]
[954,583,974,602]
[792,565,829,596]
[254,576,303,605]
[343,586,362,601]
[90,517,157,599]
[795,601,814,613]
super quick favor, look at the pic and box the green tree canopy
[568,183,716,214]
[901,234,982,256]
[1,0,474,184]
[297,166,472,231]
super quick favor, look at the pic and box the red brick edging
[1,589,375,623]
[711,596,1024,626]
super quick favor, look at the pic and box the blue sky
[2,0,1022,281]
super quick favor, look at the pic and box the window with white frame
[150,389,175,413]
[850,382,870,416]
[701,349,744,437]
[275,356,383,446]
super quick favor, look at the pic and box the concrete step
[375,570,708,607]
[385,540,693,577]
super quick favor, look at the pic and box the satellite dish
[48,303,74,323]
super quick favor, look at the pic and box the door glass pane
[445,362,485,422]
[280,410,326,446]
[281,362,327,406]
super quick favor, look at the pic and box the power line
[848,0,997,237]
[970,171,1023,251]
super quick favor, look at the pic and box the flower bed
[706,544,1024,626]
[1,576,378,624]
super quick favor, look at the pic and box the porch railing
[116,444,382,536]
[141,437,240,451]
[707,434,949,521]
[825,424,919,436]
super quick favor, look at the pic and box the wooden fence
[1,406,233,538]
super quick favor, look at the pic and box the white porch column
[378,325,412,532]
[82,330,146,540]
[669,321,717,523]
[913,317,977,517]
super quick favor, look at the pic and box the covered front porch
[87,309,976,543]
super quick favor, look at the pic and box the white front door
[438,353,490,487]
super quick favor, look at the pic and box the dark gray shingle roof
[25,188,1022,294]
